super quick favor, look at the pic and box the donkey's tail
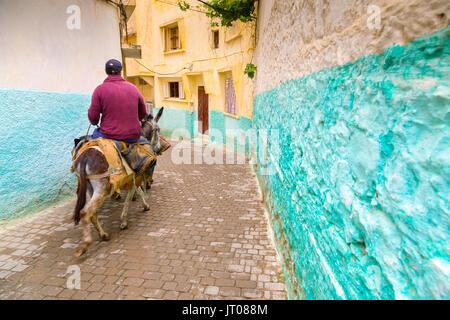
[73,154,88,225]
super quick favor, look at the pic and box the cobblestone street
[0,142,287,300]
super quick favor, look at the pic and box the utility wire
[156,0,206,14]
[104,0,129,41]
[134,59,192,75]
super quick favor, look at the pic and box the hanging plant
[244,63,257,79]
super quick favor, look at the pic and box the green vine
[177,0,191,11]
[177,0,256,27]
[200,0,256,27]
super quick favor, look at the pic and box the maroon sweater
[88,75,147,140]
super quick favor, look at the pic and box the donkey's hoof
[120,223,128,230]
[111,192,121,200]
[143,205,150,212]
[74,246,87,257]
[100,233,110,241]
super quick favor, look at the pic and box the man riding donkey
[71,59,169,257]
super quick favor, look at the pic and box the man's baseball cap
[105,59,122,75]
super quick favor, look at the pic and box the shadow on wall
[252,26,450,299]
[0,88,90,223]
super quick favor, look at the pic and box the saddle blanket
[71,137,157,193]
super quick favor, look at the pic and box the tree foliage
[201,0,256,27]
[178,0,257,27]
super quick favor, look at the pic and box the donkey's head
[141,107,165,154]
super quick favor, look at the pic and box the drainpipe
[102,0,128,80]
[120,22,128,80]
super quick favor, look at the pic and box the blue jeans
[91,127,139,143]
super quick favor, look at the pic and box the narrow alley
[0,0,448,303]
[0,142,287,300]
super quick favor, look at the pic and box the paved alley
[0,142,287,300]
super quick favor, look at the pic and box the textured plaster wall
[0,0,121,93]
[252,27,450,299]
[0,88,89,222]
[0,0,121,222]
[254,0,450,94]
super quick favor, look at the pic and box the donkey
[72,108,165,257]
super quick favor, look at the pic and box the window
[169,27,179,50]
[162,24,181,51]
[225,78,237,115]
[162,81,185,99]
[169,82,179,98]
[213,30,219,49]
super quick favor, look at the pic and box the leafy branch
[178,0,257,27]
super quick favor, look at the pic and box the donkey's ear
[146,113,154,121]
[155,107,164,123]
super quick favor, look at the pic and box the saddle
[113,137,157,175]
[72,136,157,193]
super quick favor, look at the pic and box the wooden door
[198,86,209,134]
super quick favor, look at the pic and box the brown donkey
[72,108,165,257]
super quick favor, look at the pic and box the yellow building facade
[122,0,256,139]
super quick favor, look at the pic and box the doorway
[198,86,209,134]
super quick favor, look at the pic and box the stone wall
[252,0,449,299]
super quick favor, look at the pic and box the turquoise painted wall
[155,107,196,139]
[155,107,252,153]
[0,88,90,222]
[209,111,252,152]
[252,27,450,299]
